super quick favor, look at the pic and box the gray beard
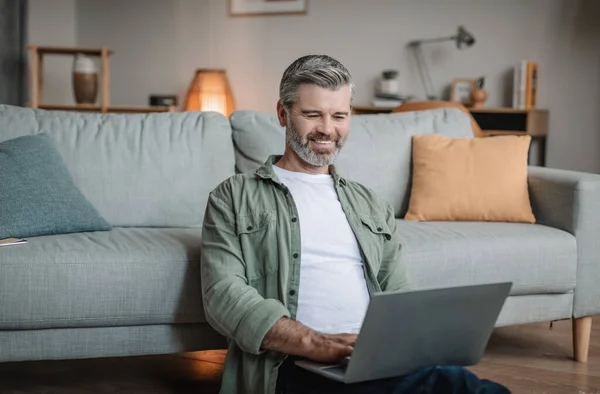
[285,119,345,167]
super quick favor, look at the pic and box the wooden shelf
[107,105,175,113]
[39,104,102,112]
[37,104,175,113]
[28,45,112,111]
[475,131,547,137]
[352,105,397,114]
[469,107,540,114]
[28,46,173,114]
[34,46,114,56]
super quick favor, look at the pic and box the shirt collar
[255,155,347,187]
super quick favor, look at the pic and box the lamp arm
[411,45,436,100]
[408,35,456,47]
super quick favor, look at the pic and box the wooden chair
[392,100,483,137]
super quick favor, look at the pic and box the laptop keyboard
[321,364,347,376]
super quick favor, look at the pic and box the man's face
[278,84,352,167]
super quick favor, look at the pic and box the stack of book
[371,94,411,108]
[513,60,538,110]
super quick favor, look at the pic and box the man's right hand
[325,333,358,347]
[261,317,355,363]
[303,333,355,363]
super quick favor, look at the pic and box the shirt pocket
[358,215,392,274]
[236,211,278,281]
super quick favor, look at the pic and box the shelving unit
[350,105,549,166]
[469,108,548,166]
[27,46,174,114]
[469,108,548,136]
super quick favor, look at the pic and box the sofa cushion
[0,228,204,330]
[0,105,235,227]
[230,108,473,217]
[0,134,112,239]
[405,134,535,223]
[396,220,577,295]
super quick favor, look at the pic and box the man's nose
[316,116,335,136]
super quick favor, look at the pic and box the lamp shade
[184,69,235,116]
[455,26,475,49]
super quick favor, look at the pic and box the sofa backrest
[0,105,235,227]
[231,108,474,217]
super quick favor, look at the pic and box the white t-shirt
[273,165,370,334]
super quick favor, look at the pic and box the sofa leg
[573,316,592,363]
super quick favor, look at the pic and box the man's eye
[333,116,346,121]
[306,115,319,119]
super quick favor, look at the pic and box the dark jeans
[276,357,510,394]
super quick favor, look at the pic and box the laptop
[295,282,512,384]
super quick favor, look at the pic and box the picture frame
[229,0,308,16]
[450,78,476,105]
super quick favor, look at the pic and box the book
[520,60,527,109]
[513,60,538,110]
[512,62,521,109]
[371,99,403,107]
[526,62,538,109]
[0,238,27,247]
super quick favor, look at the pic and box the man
[201,55,508,394]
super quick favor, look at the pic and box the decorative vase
[470,88,488,108]
[469,76,487,108]
[376,70,400,98]
[72,54,98,105]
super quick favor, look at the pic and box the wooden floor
[0,317,598,393]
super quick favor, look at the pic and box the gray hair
[279,55,355,110]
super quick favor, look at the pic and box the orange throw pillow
[405,134,535,223]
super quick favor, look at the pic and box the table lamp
[184,69,235,117]
[408,26,476,100]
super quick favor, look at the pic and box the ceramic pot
[470,88,488,108]
[72,54,98,105]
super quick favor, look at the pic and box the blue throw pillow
[0,133,112,238]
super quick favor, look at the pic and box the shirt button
[377,227,383,232]
[246,226,253,231]
[385,234,392,240]
[289,290,296,296]
[293,253,299,258]
[291,217,297,223]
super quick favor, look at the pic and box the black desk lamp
[408,26,476,100]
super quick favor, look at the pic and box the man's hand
[325,333,358,347]
[303,333,354,363]
[262,318,354,363]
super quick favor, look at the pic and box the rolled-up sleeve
[201,191,290,354]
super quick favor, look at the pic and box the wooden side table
[469,108,549,167]
[351,105,549,167]
[352,106,397,115]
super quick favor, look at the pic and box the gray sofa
[1,104,599,364]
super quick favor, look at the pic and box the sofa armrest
[528,166,600,317]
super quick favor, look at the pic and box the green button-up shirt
[201,155,410,394]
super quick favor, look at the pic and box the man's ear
[276,101,287,127]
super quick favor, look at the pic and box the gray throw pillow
[0,133,112,239]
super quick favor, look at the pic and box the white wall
[27,0,77,105]
[31,0,600,173]
[540,0,600,174]
[75,0,206,108]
